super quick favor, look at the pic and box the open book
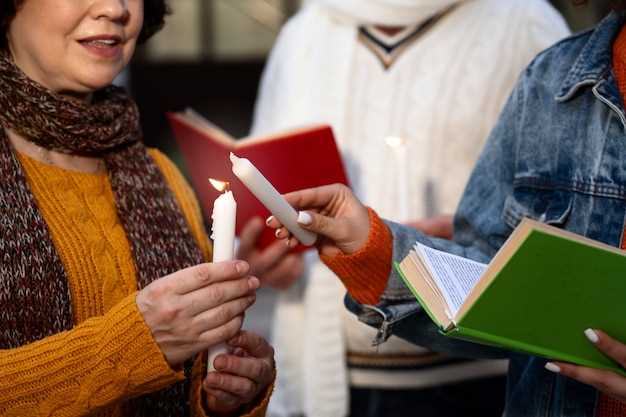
[396,218,626,375]
[167,109,349,250]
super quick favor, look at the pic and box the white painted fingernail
[584,328,599,344]
[275,229,281,238]
[545,362,561,373]
[266,216,274,226]
[297,211,312,225]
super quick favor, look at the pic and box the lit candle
[207,179,237,372]
[230,153,317,246]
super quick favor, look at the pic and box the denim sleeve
[345,69,528,360]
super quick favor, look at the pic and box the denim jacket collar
[556,11,624,102]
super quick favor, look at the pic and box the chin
[74,68,125,92]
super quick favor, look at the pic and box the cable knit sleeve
[320,208,393,305]
[0,292,183,416]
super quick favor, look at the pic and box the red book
[167,109,350,250]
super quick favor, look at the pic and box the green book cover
[396,219,626,375]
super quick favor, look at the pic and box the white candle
[207,180,237,372]
[230,153,317,246]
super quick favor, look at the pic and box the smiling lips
[78,35,123,59]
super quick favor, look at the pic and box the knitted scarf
[0,52,204,416]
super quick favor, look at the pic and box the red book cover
[167,109,350,250]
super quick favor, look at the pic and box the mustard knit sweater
[0,149,270,417]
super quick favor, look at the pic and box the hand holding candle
[230,153,317,246]
[208,179,237,372]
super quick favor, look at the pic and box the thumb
[297,211,341,241]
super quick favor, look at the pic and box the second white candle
[230,153,317,246]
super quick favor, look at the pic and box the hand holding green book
[396,218,626,375]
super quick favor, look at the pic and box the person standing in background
[251,1,569,416]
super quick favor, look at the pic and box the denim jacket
[346,12,626,417]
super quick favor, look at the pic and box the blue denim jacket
[346,12,626,417]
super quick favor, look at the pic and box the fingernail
[213,356,226,370]
[275,229,282,238]
[545,362,561,373]
[248,277,260,290]
[266,216,274,226]
[297,211,312,225]
[584,328,599,344]
[235,261,248,275]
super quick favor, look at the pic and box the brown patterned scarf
[0,52,204,416]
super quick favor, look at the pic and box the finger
[204,387,242,413]
[192,295,255,334]
[204,371,258,403]
[283,184,347,211]
[173,261,250,295]
[296,210,343,241]
[199,315,244,348]
[214,354,273,386]
[587,329,626,369]
[266,215,282,229]
[547,362,625,396]
[274,227,290,239]
[228,331,274,359]
[185,276,259,315]
[261,255,303,289]
[237,217,264,259]
[251,239,292,275]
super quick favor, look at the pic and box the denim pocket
[502,185,573,230]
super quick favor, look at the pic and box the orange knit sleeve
[320,208,393,305]
[0,292,183,416]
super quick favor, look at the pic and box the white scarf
[315,0,463,25]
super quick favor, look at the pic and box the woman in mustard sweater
[0,0,274,416]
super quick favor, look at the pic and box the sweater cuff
[107,292,184,395]
[320,207,392,305]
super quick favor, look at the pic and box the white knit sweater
[251,1,570,416]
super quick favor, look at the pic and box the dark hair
[1,0,170,49]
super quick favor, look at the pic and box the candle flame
[209,178,230,193]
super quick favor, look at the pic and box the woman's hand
[203,331,275,414]
[546,329,626,403]
[267,184,370,257]
[237,217,304,290]
[136,261,259,368]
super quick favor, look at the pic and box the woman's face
[7,0,144,96]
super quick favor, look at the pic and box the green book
[395,218,626,375]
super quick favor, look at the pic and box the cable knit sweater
[0,149,270,417]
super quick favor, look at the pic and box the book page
[415,243,487,317]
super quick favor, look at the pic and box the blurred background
[128,0,616,338]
